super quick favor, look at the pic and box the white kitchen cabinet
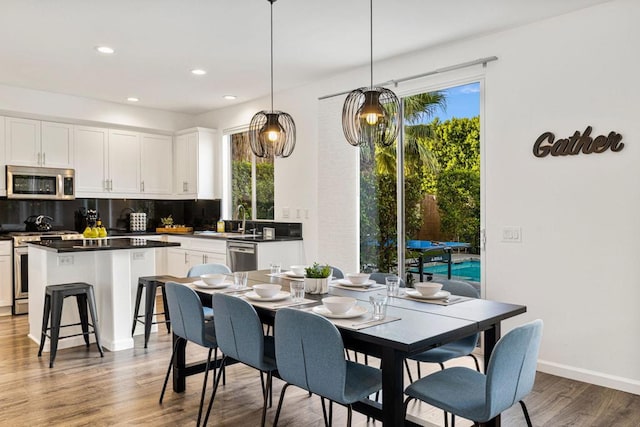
[5,118,73,168]
[74,125,109,195]
[165,236,228,277]
[140,133,172,195]
[256,241,305,270]
[174,127,217,199]
[0,118,5,195]
[0,241,13,311]
[108,129,141,195]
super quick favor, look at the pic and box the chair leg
[159,338,180,404]
[160,284,171,334]
[131,283,143,336]
[196,348,213,426]
[452,413,455,427]
[38,294,51,357]
[259,371,272,427]
[76,294,90,347]
[320,397,330,427]
[203,356,227,426]
[519,400,533,427]
[417,360,422,377]
[48,293,64,368]
[403,396,416,425]
[405,359,414,383]
[86,288,104,357]
[346,404,352,427]
[272,382,291,427]
[470,353,481,372]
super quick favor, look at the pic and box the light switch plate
[502,226,522,243]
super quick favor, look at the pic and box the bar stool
[132,277,171,348]
[38,282,104,368]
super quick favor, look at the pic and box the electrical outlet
[283,207,290,218]
[58,255,74,266]
[133,252,145,261]
[296,208,301,219]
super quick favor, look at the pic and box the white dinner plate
[335,279,376,287]
[405,290,451,300]
[193,280,233,290]
[245,291,291,302]
[283,271,305,278]
[312,305,368,319]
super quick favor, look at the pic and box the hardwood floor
[1,312,638,426]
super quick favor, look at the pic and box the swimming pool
[422,259,481,283]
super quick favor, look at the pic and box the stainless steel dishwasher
[227,240,258,271]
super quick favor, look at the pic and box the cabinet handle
[42,152,46,165]
[141,181,144,192]
[110,179,113,191]
[203,254,208,263]
[37,152,41,165]
[183,181,187,192]
[184,252,188,264]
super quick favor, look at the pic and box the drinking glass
[290,281,305,303]
[385,276,400,297]
[369,295,388,320]
[233,271,248,289]
[270,262,281,275]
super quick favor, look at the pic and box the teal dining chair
[406,279,481,383]
[273,308,382,427]
[404,319,543,427]
[159,282,219,426]
[203,293,277,427]
[187,263,232,320]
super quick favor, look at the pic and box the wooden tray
[156,226,193,233]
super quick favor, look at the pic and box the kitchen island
[28,238,180,352]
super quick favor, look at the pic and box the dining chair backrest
[328,265,345,279]
[164,282,208,347]
[485,319,543,420]
[187,263,232,277]
[438,279,479,299]
[212,293,271,371]
[275,308,349,403]
[370,272,405,287]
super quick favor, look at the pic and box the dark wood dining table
[139,270,526,427]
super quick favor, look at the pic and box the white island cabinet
[28,238,179,352]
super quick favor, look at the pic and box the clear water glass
[290,281,305,302]
[270,263,281,275]
[369,295,388,320]
[385,276,400,297]
[233,271,248,289]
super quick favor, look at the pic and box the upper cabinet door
[5,117,41,166]
[41,121,74,168]
[174,132,198,197]
[74,126,109,195]
[140,133,172,195]
[108,129,141,194]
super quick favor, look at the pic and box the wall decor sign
[533,126,624,158]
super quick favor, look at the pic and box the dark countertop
[28,238,180,253]
[108,230,303,243]
[0,235,13,241]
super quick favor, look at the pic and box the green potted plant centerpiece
[304,263,332,294]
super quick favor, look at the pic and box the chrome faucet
[235,204,246,233]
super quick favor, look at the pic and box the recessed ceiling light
[127,97,139,102]
[95,46,115,54]
[191,69,207,76]
[223,95,237,100]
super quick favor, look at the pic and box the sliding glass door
[360,82,481,288]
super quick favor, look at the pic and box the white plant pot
[304,277,329,294]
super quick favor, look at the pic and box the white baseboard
[538,359,640,395]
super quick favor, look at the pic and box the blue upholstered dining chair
[273,308,382,427]
[159,282,219,426]
[404,319,543,427]
[203,293,277,427]
[187,263,232,319]
[370,271,405,287]
[328,265,345,279]
[406,279,482,383]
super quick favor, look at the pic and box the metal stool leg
[159,284,171,334]
[86,286,104,357]
[143,282,158,348]
[38,294,51,357]
[132,282,144,335]
[48,292,64,368]
[76,294,90,347]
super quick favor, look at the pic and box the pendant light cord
[369,0,373,89]
[270,0,274,112]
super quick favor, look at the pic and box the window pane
[256,156,274,219]
[231,131,253,218]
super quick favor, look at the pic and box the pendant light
[342,0,400,147]
[249,0,296,158]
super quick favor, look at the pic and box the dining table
[139,270,526,427]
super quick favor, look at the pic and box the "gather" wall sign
[533,126,624,158]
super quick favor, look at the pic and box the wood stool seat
[38,282,104,368]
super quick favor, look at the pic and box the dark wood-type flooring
[1,306,638,426]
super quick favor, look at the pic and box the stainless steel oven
[12,231,83,315]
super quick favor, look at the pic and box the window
[230,130,275,220]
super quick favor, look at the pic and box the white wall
[198,0,640,394]
[0,83,194,133]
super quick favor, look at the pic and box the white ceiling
[0,0,611,115]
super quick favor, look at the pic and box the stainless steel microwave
[6,165,75,200]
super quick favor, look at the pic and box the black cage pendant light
[249,0,296,158]
[342,0,400,148]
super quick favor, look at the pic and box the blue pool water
[422,259,481,282]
